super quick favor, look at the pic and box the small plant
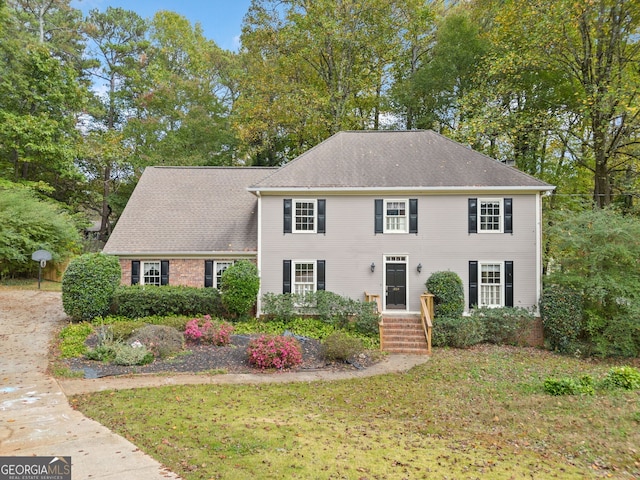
[247,335,303,370]
[322,332,364,362]
[59,323,93,358]
[544,375,594,396]
[184,315,234,346]
[129,324,184,359]
[426,271,464,318]
[600,366,640,391]
[112,342,154,366]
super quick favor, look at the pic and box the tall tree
[81,7,148,240]
[125,11,238,167]
[236,0,417,165]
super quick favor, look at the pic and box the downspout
[256,190,262,317]
[535,192,542,316]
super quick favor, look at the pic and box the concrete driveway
[0,288,180,479]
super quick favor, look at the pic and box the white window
[480,263,503,307]
[142,261,161,286]
[294,200,316,233]
[385,200,408,233]
[293,261,316,295]
[215,261,234,288]
[479,199,502,232]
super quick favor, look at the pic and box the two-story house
[104,130,553,318]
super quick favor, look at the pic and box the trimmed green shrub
[322,332,364,361]
[432,316,485,348]
[62,253,121,321]
[261,292,296,322]
[220,260,260,318]
[544,375,595,396]
[111,285,223,318]
[600,366,640,391]
[540,285,584,353]
[426,271,464,318]
[472,306,534,345]
[129,325,184,359]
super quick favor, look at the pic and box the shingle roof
[103,167,275,255]
[250,130,553,190]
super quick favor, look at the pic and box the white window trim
[214,261,234,289]
[383,199,409,234]
[293,199,317,233]
[292,260,317,296]
[478,198,503,233]
[141,260,161,286]
[478,261,504,308]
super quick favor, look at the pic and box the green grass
[72,345,640,479]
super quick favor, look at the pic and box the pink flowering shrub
[184,315,234,346]
[247,335,303,370]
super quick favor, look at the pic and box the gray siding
[259,194,540,313]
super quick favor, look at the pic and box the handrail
[365,292,383,350]
[420,293,434,355]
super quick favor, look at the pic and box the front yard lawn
[72,345,640,479]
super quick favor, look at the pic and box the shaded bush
[322,331,364,361]
[62,253,121,321]
[129,324,184,359]
[472,306,534,345]
[432,316,485,348]
[601,366,640,391]
[111,285,223,318]
[544,376,594,396]
[540,285,584,353]
[220,260,260,318]
[426,271,464,318]
[247,335,303,370]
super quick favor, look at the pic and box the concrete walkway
[0,289,429,479]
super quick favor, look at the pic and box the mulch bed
[64,334,381,378]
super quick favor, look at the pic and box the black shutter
[317,199,326,234]
[161,260,170,286]
[409,198,418,234]
[283,260,291,293]
[283,199,292,233]
[468,198,477,234]
[374,199,383,234]
[505,261,514,307]
[131,260,140,285]
[469,261,478,308]
[204,260,214,288]
[504,198,513,234]
[317,260,326,291]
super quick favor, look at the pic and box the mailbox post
[31,250,52,289]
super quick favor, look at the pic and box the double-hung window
[479,263,502,307]
[468,198,512,234]
[216,261,233,288]
[293,261,315,295]
[385,200,407,233]
[283,199,326,234]
[295,200,316,232]
[375,199,418,234]
[204,260,234,288]
[469,260,514,308]
[143,261,161,286]
[479,200,502,232]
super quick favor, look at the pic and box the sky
[70,0,254,51]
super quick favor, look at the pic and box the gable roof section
[103,167,275,256]
[250,130,553,192]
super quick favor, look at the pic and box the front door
[385,262,406,310]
